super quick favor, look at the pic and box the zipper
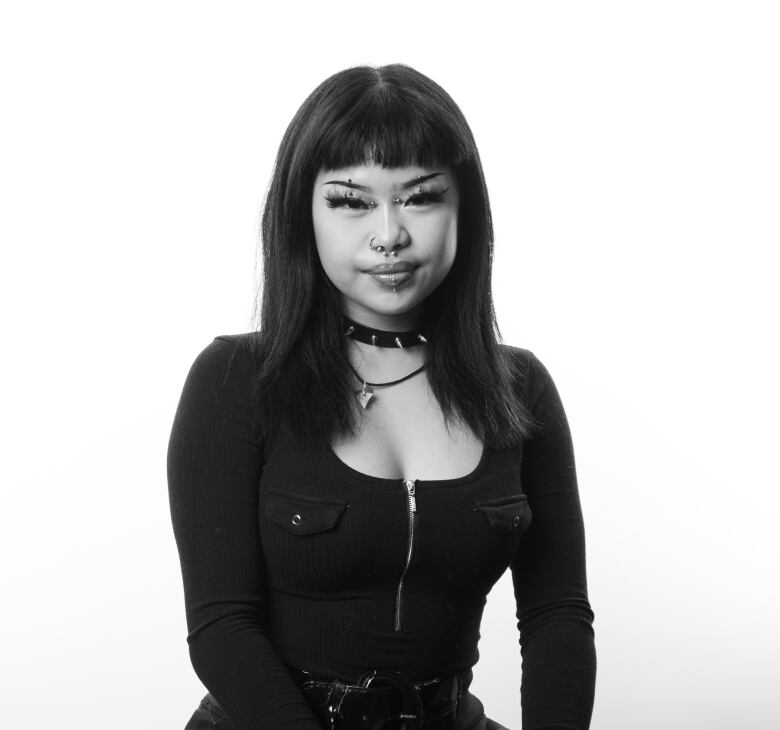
[394,478,418,632]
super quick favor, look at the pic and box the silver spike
[417,334,427,343]
[395,337,404,348]
[371,334,377,346]
[345,325,355,336]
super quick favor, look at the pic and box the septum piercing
[369,236,399,258]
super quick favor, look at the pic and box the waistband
[287,664,468,730]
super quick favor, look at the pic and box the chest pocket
[474,493,533,534]
[266,489,347,536]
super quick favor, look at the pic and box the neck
[341,304,424,333]
[342,310,429,368]
[343,313,428,346]
[346,337,427,373]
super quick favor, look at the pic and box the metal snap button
[513,515,521,527]
[291,513,302,526]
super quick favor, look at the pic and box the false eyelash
[323,188,449,209]
[323,193,369,209]
[407,188,448,205]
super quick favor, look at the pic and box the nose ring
[369,237,400,258]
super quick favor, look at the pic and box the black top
[167,334,596,729]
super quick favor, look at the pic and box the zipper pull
[402,479,417,512]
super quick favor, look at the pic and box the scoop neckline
[322,438,491,488]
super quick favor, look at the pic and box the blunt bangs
[310,71,474,174]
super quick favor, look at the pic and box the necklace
[348,361,427,409]
[343,315,428,348]
[342,314,429,408]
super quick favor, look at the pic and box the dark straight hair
[249,63,537,451]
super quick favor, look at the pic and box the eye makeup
[323,185,450,210]
[322,171,443,192]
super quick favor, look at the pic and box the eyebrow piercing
[339,175,427,205]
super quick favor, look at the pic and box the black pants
[184,692,510,729]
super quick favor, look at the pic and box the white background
[2,2,778,728]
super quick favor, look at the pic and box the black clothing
[167,334,596,729]
[184,692,512,730]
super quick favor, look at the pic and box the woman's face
[311,162,460,328]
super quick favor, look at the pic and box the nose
[372,204,410,255]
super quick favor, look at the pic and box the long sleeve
[511,352,597,729]
[167,336,323,730]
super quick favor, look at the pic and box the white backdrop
[2,2,778,728]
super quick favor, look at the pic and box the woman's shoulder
[199,330,259,357]
[211,330,258,350]
[498,343,555,403]
[499,343,541,378]
[499,343,533,364]
[182,331,259,390]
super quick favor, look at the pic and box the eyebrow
[322,172,444,192]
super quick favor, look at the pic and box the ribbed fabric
[167,334,596,729]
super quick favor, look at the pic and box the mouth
[366,266,417,290]
[364,262,417,274]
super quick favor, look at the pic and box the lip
[364,262,417,274]
[367,267,417,290]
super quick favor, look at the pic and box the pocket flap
[266,490,347,535]
[475,494,533,533]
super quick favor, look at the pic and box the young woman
[168,64,596,730]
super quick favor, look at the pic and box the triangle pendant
[356,384,374,409]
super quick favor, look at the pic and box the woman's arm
[167,336,322,730]
[511,351,597,729]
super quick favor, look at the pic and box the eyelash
[324,189,448,210]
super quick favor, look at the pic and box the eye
[404,187,449,207]
[323,193,370,210]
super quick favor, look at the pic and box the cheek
[312,216,363,287]
[421,211,458,262]
[313,216,343,264]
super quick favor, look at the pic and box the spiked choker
[343,315,429,348]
